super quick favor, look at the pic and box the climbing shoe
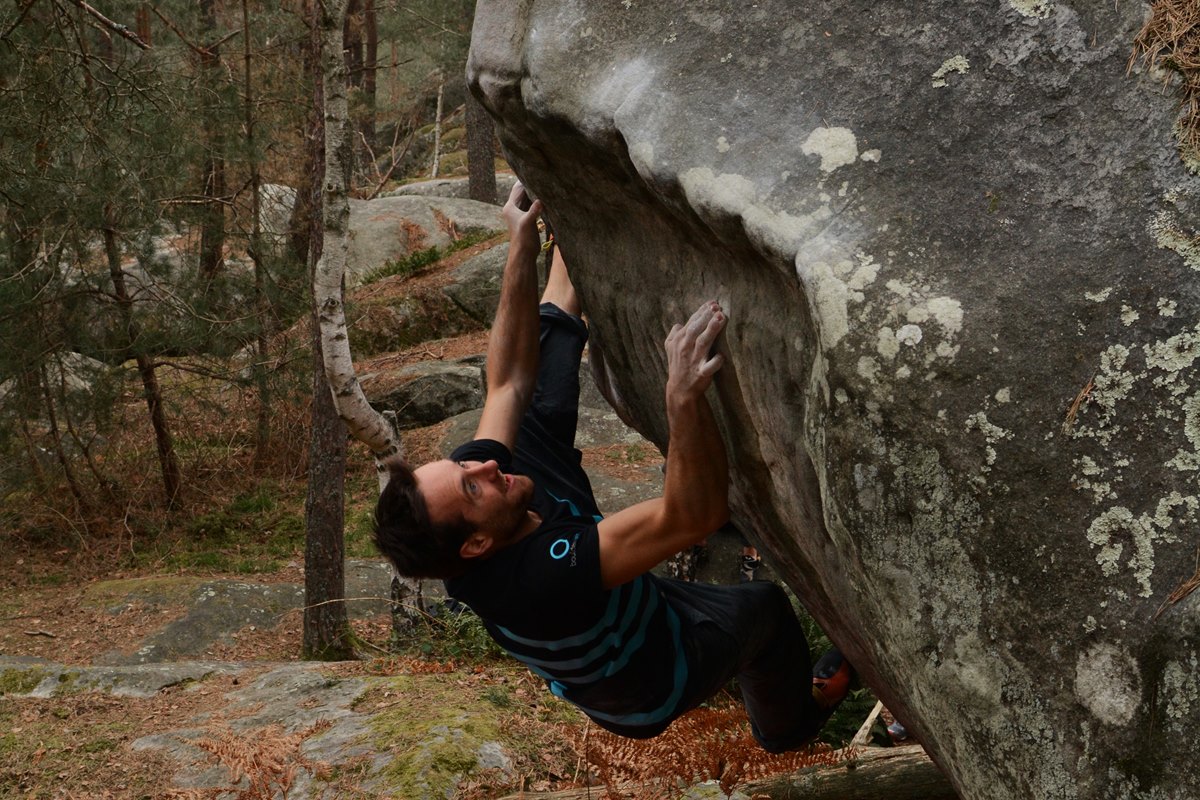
[887,719,912,744]
[811,648,852,712]
[739,553,761,583]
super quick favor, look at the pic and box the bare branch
[0,0,41,43]
[395,4,466,40]
[67,0,149,50]
[366,125,417,200]
[148,3,206,54]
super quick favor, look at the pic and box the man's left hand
[502,182,544,254]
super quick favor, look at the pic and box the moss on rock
[363,674,511,799]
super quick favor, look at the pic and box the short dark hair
[373,459,474,579]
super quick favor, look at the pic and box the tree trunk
[430,73,444,178]
[465,87,496,204]
[242,0,271,468]
[37,363,87,513]
[743,745,957,800]
[198,0,226,281]
[302,0,353,661]
[315,0,419,641]
[103,223,181,508]
[359,0,377,153]
[303,320,353,659]
[342,0,362,88]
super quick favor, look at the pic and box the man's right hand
[502,182,544,255]
[596,300,731,588]
[666,301,727,403]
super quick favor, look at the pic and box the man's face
[413,458,535,555]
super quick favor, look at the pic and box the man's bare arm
[475,183,544,449]
[596,301,730,588]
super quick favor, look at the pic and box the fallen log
[743,744,957,799]
[496,744,957,799]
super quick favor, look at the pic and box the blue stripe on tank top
[494,576,635,650]
[565,586,660,683]
[496,581,654,676]
[546,489,603,523]
[548,604,689,727]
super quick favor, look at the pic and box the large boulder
[346,195,503,285]
[384,173,519,205]
[363,359,486,430]
[443,242,510,325]
[469,3,1200,799]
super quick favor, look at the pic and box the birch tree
[311,0,420,648]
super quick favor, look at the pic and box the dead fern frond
[191,719,333,800]
[1130,0,1200,167]
[1155,544,1200,619]
[573,702,857,798]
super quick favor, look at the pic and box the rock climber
[373,182,851,751]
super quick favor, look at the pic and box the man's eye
[467,481,478,495]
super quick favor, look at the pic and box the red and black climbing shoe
[811,648,852,712]
[887,719,912,744]
[739,553,761,583]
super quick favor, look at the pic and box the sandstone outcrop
[469,3,1200,798]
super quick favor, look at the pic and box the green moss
[0,668,47,695]
[365,674,507,797]
[82,576,208,609]
[362,230,496,285]
[436,150,468,175]
[80,738,117,754]
[345,508,379,559]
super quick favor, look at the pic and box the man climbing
[374,182,851,751]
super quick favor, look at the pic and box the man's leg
[731,582,826,751]
[663,580,827,752]
[527,248,587,446]
[541,247,580,316]
[510,247,600,511]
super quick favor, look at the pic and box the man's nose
[469,460,500,478]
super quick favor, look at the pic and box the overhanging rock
[468,2,1200,799]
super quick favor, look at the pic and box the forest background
[0,0,496,654]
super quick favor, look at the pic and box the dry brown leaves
[0,671,260,799]
[165,720,333,800]
[576,701,856,798]
[1131,0,1200,164]
[580,444,663,484]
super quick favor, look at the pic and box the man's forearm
[486,239,541,401]
[662,392,730,536]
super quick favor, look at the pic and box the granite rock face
[469,3,1200,799]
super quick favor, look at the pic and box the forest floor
[1,455,872,800]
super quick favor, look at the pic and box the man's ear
[460,532,494,560]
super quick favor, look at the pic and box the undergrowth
[578,698,857,798]
[362,229,496,283]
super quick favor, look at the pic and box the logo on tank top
[549,532,581,566]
